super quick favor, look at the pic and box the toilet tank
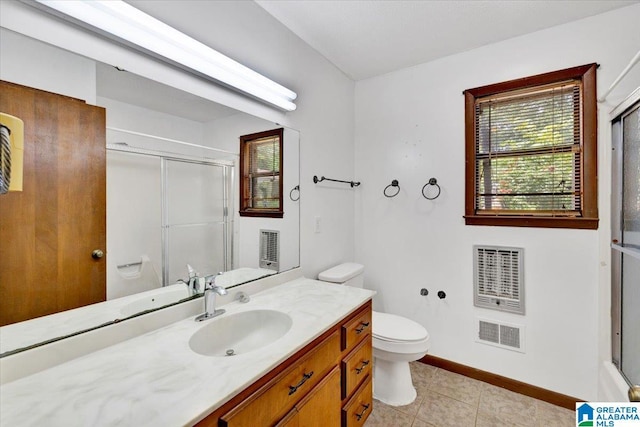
[318,263,364,288]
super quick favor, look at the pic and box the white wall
[0,27,95,103]
[105,151,162,299]
[354,4,640,400]
[0,0,356,282]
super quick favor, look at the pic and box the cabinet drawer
[342,308,371,352]
[220,331,340,427]
[341,336,372,399]
[341,375,372,427]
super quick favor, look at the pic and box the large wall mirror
[0,30,300,356]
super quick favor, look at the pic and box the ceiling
[255,0,637,81]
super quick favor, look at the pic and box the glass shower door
[163,158,233,285]
[612,99,640,400]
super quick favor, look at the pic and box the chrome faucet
[177,264,201,296]
[195,272,227,322]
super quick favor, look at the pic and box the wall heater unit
[259,229,279,271]
[474,245,524,315]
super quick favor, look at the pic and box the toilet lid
[372,311,429,342]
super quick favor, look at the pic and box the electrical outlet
[314,216,321,233]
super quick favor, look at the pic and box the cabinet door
[0,80,106,326]
[294,366,341,427]
[220,331,340,427]
[275,409,299,427]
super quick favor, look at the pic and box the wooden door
[0,80,106,326]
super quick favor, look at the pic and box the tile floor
[364,362,575,427]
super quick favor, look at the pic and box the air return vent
[474,245,524,315]
[477,318,525,352]
[259,229,279,271]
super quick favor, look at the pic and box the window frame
[239,128,284,218]
[464,63,599,229]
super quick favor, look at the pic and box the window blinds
[248,135,280,209]
[474,82,582,215]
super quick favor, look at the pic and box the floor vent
[474,245,524,315]
[477,318,525,353]
[259,229,279,271]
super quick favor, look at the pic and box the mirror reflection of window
[239,128,284,218]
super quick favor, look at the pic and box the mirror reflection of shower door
[163,158,233,285]
[612,98,640,399]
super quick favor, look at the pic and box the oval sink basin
[189,310,292,357]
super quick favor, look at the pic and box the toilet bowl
[318,263,430,406]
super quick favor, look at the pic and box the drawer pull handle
[355,360,370,374]
[355,403,370,421]
[355,322,370,334]
[288,371,314,395]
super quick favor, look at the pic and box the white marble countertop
[0,268,277,355]
[0,278,374,427]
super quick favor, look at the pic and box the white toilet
[318,262,430,406]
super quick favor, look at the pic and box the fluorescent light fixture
[33,0,297,111]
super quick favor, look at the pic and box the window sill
[464,215,599,229]
[239,210,284,219]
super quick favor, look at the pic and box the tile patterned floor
[364,362,575,427]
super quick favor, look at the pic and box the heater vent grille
[474,245,524,315]
[500,324,521,349]
[476,318,525,352]
[259,229,279,271]
[478,321,500,343]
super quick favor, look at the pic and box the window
[464,63,598,229]
[239,128,283,218]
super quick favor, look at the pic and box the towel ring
[422,178,441,200]
[383,179,400,198]
[289,185,300,201]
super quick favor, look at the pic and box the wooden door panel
[0,80,106,326]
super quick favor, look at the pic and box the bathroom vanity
[0,275,374,426]
[205,300,373,427]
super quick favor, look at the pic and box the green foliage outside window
[475,87,580,213]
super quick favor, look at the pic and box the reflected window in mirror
[239,128,284,218]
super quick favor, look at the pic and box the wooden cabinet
[341,308,371,351]
[342,376,372,427]
[276,367,341,427]
[340,305,373,426]
[197,300,373,427]
[342,338,372,399]
[219,332,340,427]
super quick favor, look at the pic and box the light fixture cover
[33,0,297,111]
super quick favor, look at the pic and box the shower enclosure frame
[106,143,235,287]
[610,88,640,401]
[161,156,234,286]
